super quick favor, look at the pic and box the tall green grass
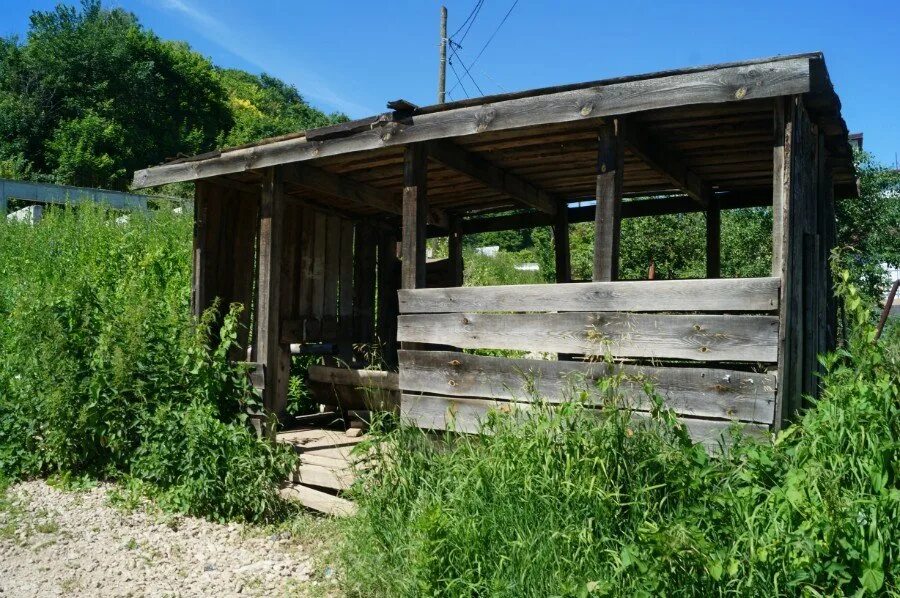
[0,206,294,521]
[342,271,899,596]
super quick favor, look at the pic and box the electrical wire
[447,0,520,95]
[449,0,485,42]
[449,43,485,96]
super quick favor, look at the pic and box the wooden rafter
[281,163,448,229]
[623,120,711,207]
[425,140,558,215]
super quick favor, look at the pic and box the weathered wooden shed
[133,53,856,446]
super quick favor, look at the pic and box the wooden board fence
[397,278,781,442]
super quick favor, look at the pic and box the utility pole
[438,6,447,104]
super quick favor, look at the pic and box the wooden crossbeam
[447,189,771,238]
[623,120,711,207]
[425,140,557,215]
[281,163,448,229]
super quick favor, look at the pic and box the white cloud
[151,0,374,116]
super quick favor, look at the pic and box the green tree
[836,151,900,297]
[0,0,231,189]
[219,69,345,147]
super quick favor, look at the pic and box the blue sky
[2,0,899,165]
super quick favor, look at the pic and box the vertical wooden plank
[819,131,838,351]
[771,99,787,277]
[298,206,316,319]
[593,120,624,282]
[338,218,355,361]
[553,199,571,283]
[706,197,721,279]
[448,215,464,287]
[323,215,342,320]
[255,167,289,434]
[378,231,400,368]
[230,189,260,360]
[353,223,377,353]
[401,143,428,290]
[311,211,327,321]
[192,182,210,318]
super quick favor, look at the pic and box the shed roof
[132,53,856,217]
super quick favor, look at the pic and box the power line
[449,0,485,41]
[469,0,519,68]
[448,0,520,95]
[452,0,485,47]
[449,42,485,96]
[447,55,470,99]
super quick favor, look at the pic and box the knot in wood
[734,86,748,100]
[475,108,496,132]
[448,359,462,367]
[461,316,470,325]
[448,380,457,387]
[580,102,594,117]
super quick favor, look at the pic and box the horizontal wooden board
[308,366,399,390]
[397,312,779,362]
[398,277,779,314]
[400,393,767,447]
[279,484,356,516]
[292,463,354,490]
[398,350,775,423]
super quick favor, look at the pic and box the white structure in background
[514,262,540,272]
[426,247,433,259]
[115,214,130,225]
[6,204,43,224]
[475,245,499,257]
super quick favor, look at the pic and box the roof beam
[623,121,711,207]
[132,56,812,188]
[425,140,557,215]
[281,163,448,229]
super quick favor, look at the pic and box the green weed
[340,270,899,596]
[0,205,294,522]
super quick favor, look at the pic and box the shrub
[0,205,294,521]
[342,270,899,596]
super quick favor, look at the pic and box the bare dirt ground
[0,480,341,597]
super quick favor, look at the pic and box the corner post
[593,119,624,281]
[553,199,571,283]
[255,166,289,436]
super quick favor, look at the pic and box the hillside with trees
[0,0,345,190]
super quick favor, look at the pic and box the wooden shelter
[133,53,856,445]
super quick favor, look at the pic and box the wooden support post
[402,143,428,290]
[554,199,571,283]
[706,198,721,279]
[448,215,464,287]
[255,167,289,435]
[593,120,624,282]
[772,99,788,277]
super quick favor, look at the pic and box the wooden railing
[397,277,781,445]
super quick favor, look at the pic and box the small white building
[475,246,499,258]
[6,204,43,224]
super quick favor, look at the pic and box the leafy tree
[836,151,900,298]
[0,1,232,189]
[219,69,345,147]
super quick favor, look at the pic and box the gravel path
[0,480,339,597]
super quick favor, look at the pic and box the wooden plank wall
[397,277,780,445]
[279,207,376,359]
[193,181,259,361]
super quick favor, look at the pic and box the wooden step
[279,484,356,517]
[292,463,354,490]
